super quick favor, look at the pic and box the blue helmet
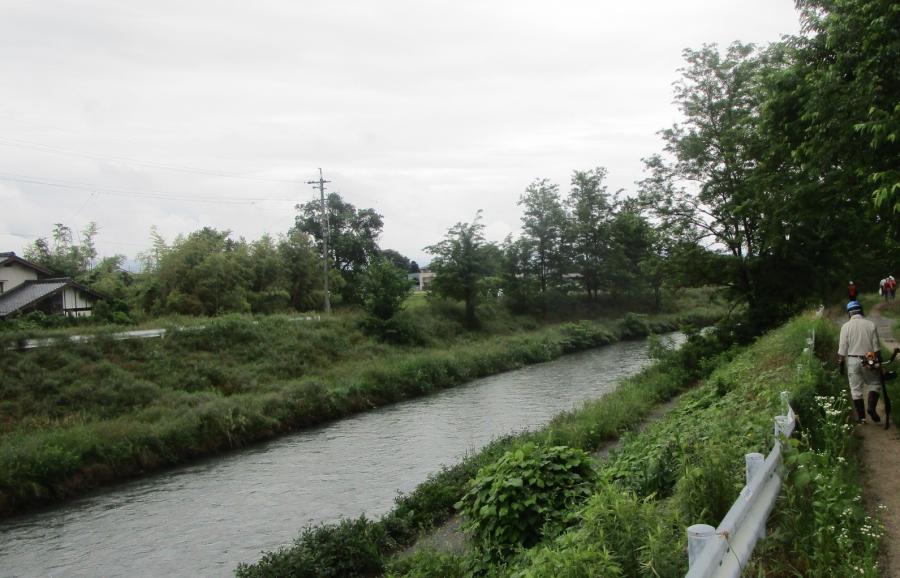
[847,300,863,314]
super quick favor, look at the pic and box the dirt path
[852,302,900,577]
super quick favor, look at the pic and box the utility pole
[307,168,332,314]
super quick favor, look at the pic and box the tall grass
[0,301,723,517]
[237,324,736,577]
[378,314,879,578]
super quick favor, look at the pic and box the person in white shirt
[837,300,882,423]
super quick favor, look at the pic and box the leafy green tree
[361,258,411,321]
[794,0,900,214]
[425,213,493,329]
[243,234,290,313]
[518,179,567,298]
[294,192,384,304]
[640,43,788,322]
[24,222,100,278]
[567,168,615,301]
[379,249,411,273]
[499,234,541,314]
[153,227,251,315]
[606,204,654,302]
[755,0,900,298]
[277,229,321,312]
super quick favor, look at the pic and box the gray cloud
[1,0,800,265]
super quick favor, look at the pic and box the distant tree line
[17,0,900,336]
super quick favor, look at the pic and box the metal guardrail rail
[684,329,815,578]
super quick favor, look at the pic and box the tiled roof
[0,279,69,317]
[0,251,53,275]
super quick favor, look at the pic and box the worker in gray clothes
[837,300,882,423]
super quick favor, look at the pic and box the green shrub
[384,549,467,578]
[618,313,651,340]
[456,443,595,562]
[557,321,615,353]
[235,516,392,578]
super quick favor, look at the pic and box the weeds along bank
[237,314,884,577]
[0,303,721,517]
[235,322,735,577]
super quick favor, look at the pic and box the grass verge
[380,315,883,577]
[235,323,734,577]
[0,305,721,517]
[250,313,884,577]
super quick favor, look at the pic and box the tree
[24,222,99,279]
[380,249,411,273]
[246,234,291,313]
[153,227,251,315]
[640,43,783,322]
[294,192,384,304]
[518,179,568,317]
[606,204,654,302]
[794,0,900,214]
[425,212,493,329]
[499,234,541,314]
[361,258,411,322]
[566,168,615,301]
[277,229,321,312]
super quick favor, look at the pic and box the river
[0,334,679,577]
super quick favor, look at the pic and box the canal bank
[0,309,720,519]
[237,327,732,577]
[0,334,682,577]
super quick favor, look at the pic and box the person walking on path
[849,281,859,301]
[889,275,897,302]
[838,300,883,423]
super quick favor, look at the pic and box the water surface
[0,334,679,577]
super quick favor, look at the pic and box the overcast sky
[1,0,801,267]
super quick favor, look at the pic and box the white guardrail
[684,329,814,578]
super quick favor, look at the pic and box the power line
[0,171,296,205]
[0,135,306,184]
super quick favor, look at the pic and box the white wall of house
[62,287,95,317]
[0,262,39,294]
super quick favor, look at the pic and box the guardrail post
[745,452,764,485]
[780,391,791,416]
[774,415,791,441]
[745,452,766,539]
[687,524,716,568]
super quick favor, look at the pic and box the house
[0,252,105,319]
[407,269,437,291]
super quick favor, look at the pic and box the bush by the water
[456,443,595,563]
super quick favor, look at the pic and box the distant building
[0,252,105,319]
[407,268,437,291]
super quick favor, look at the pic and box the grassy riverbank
[0,293,724,517]
[235,321,736,577]
[236,313,883,577]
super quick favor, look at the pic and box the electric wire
[0,135,306,184]
[0,171,298,205]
